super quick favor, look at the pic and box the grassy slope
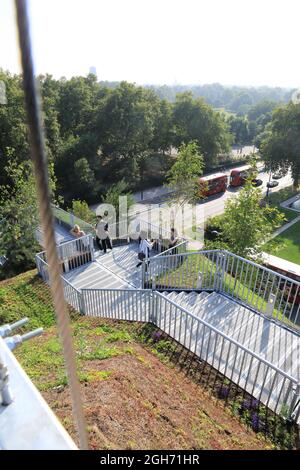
[264,221,300,264]
[263,186,300,262]
[266,186,299,225]
[0,269,278,450]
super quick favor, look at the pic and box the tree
[150,99,174,154]
[210,176,285,259]
[166,141,205,204]
[96,82,158,187]
[0,160,39,279]
[71,157,97,199]
[104,179,134,218]
[227,115,249,145]
[71,200,95,224]
[0,70,29,185]
[260,102,300,186]
[173,92,231,165]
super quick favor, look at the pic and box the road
[90,159,294,246]
[130,166,294,245]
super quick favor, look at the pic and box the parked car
[252,179,263,187]
[273,172,285,180]
[267,180,279,188]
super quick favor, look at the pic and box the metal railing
[220,251,300,328]
[52,204,188,256]
[153,292,300,423]
[77,287,300,423]
[57,235,94,271]
[35,241,300,422]
[35,252,49,283]
[144,249,300,331]
[144,249,219,290]
[81,288,152,322]
[62,278,82,313]
[52,205,94,235]
[36,234,94,278]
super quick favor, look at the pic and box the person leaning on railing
[70,225,86,252]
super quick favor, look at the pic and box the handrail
[80,286,298,383]
[81,287,151,293]
[145,248,300,299]
[154,292,298,383]
[152,240,188,259]
[0,336,77,449]
[145,249,300,330]
[57,234,92,250]
[62,277,82,294]
[222,249,300,287]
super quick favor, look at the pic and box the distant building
[89,66,97,77]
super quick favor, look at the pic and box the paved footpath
[268,214,300,241]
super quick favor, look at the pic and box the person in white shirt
[95,215,112,254]
[136,238,154,268]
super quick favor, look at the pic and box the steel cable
[15,0,88,450]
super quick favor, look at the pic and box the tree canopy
[260,102,300,186]
[166,141,205,204]
[0,70,239,205]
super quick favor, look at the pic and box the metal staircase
[34,209,300,425]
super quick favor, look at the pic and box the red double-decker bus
[199,173,228,198]
[229,166,250,187]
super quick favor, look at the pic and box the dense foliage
[102,81,293,114]
[0,162,40,279]
[166,141,205,203]
[260,102,300,186]
[205,175,285,259]
[0,70,238,205]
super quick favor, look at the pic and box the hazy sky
[1,0,299,87]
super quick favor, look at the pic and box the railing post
[213,251,228,292]
[287,383,300,423]
[150,291,157,324]
[0,357,13,406]
[89,235,95,262]
[141,261,146,289]
[35,255,40,276]
[79,291,85,315]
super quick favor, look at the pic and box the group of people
[69,210,112,254]
[70,217,179,267]
[136,227,179,268]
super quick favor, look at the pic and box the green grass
[52,207,94,234]
[0,270,138,391]
[266,186,299,225]
[264,221,300,265]
[153,253,294,327]
[0,271,58,328]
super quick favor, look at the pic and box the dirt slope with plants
[0,270,287,450]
